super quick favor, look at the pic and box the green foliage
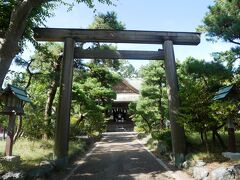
[20,83,54,139]
[4,11,124,139]
[210,97,240,127]
[88,44,122,70]
[180,57,232,86]
[0,0,15,33]
[117,60,138,78]
[5,43,63,139]
[0,138,86,171]
[69,11,125,136]
[72,64,120,136]
[212,47,240,73]
[178,57,234,142]
[198,0,240,45]
[198,0,240,85]
[195,1,240,153]
[197,0,240,80]
[0,115,7,129]
[75,0,114,8]
[86,11,126,71]
[23,2,57,44]
[153,129,172,150]
[129,61,167,135]
[29,43,63,75]
[0,0,116,46]
[0,156,21,173]
[0,0,57,48]
[185,131,240,162]
[89,11,125,30]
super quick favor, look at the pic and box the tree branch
[228,38,240,45]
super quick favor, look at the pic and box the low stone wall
[183,160,240,180]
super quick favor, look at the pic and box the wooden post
[5,113,16,156]
[54,38,75,167]
[227,119,236,152]
[163,40,186,166]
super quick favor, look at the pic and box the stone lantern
[0,84,31,156]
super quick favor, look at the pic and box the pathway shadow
[66,132,173,180]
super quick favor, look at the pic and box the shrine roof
[113,78,142,94]
[125,78,142,91]
[113,78,142,102]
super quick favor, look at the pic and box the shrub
[152,129,172,151]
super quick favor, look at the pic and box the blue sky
[23,0,233,69]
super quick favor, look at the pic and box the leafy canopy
[198,0,240,45]
[129,61,167,135]
[89,11,125,30]
[0,0,116,45]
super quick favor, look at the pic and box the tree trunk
[43,81,58,139]
[227,119,236,152]
[0,0,47,87]
[204,131,209,154]
[43,56,61,139]
[73,104,87,128]
[212,130,216,144]
[200,131,204,144]
[141,114,152,132]
[158,79,165,129]
[215,131,226,149]
[13,116,23,143]
[75,114,86,127]
[3,128,6,140]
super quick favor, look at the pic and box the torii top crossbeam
[34,28,200,45]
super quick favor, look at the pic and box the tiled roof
[114,78,142,102]
[125,78,142,91]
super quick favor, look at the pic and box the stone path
[64,132,193,180]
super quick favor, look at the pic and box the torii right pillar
[163,40,186,166]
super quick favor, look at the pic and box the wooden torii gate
[34,28,200,166]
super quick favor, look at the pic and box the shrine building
[107,78,142,131]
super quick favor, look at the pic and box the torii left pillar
[54,38,75,167]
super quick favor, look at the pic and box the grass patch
[0,138,54,166]
[69,139,86,158]
[185,131,240,164]
[140,130,240,165]
[0,138,86,172]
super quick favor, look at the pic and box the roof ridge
[122,79,139,94]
